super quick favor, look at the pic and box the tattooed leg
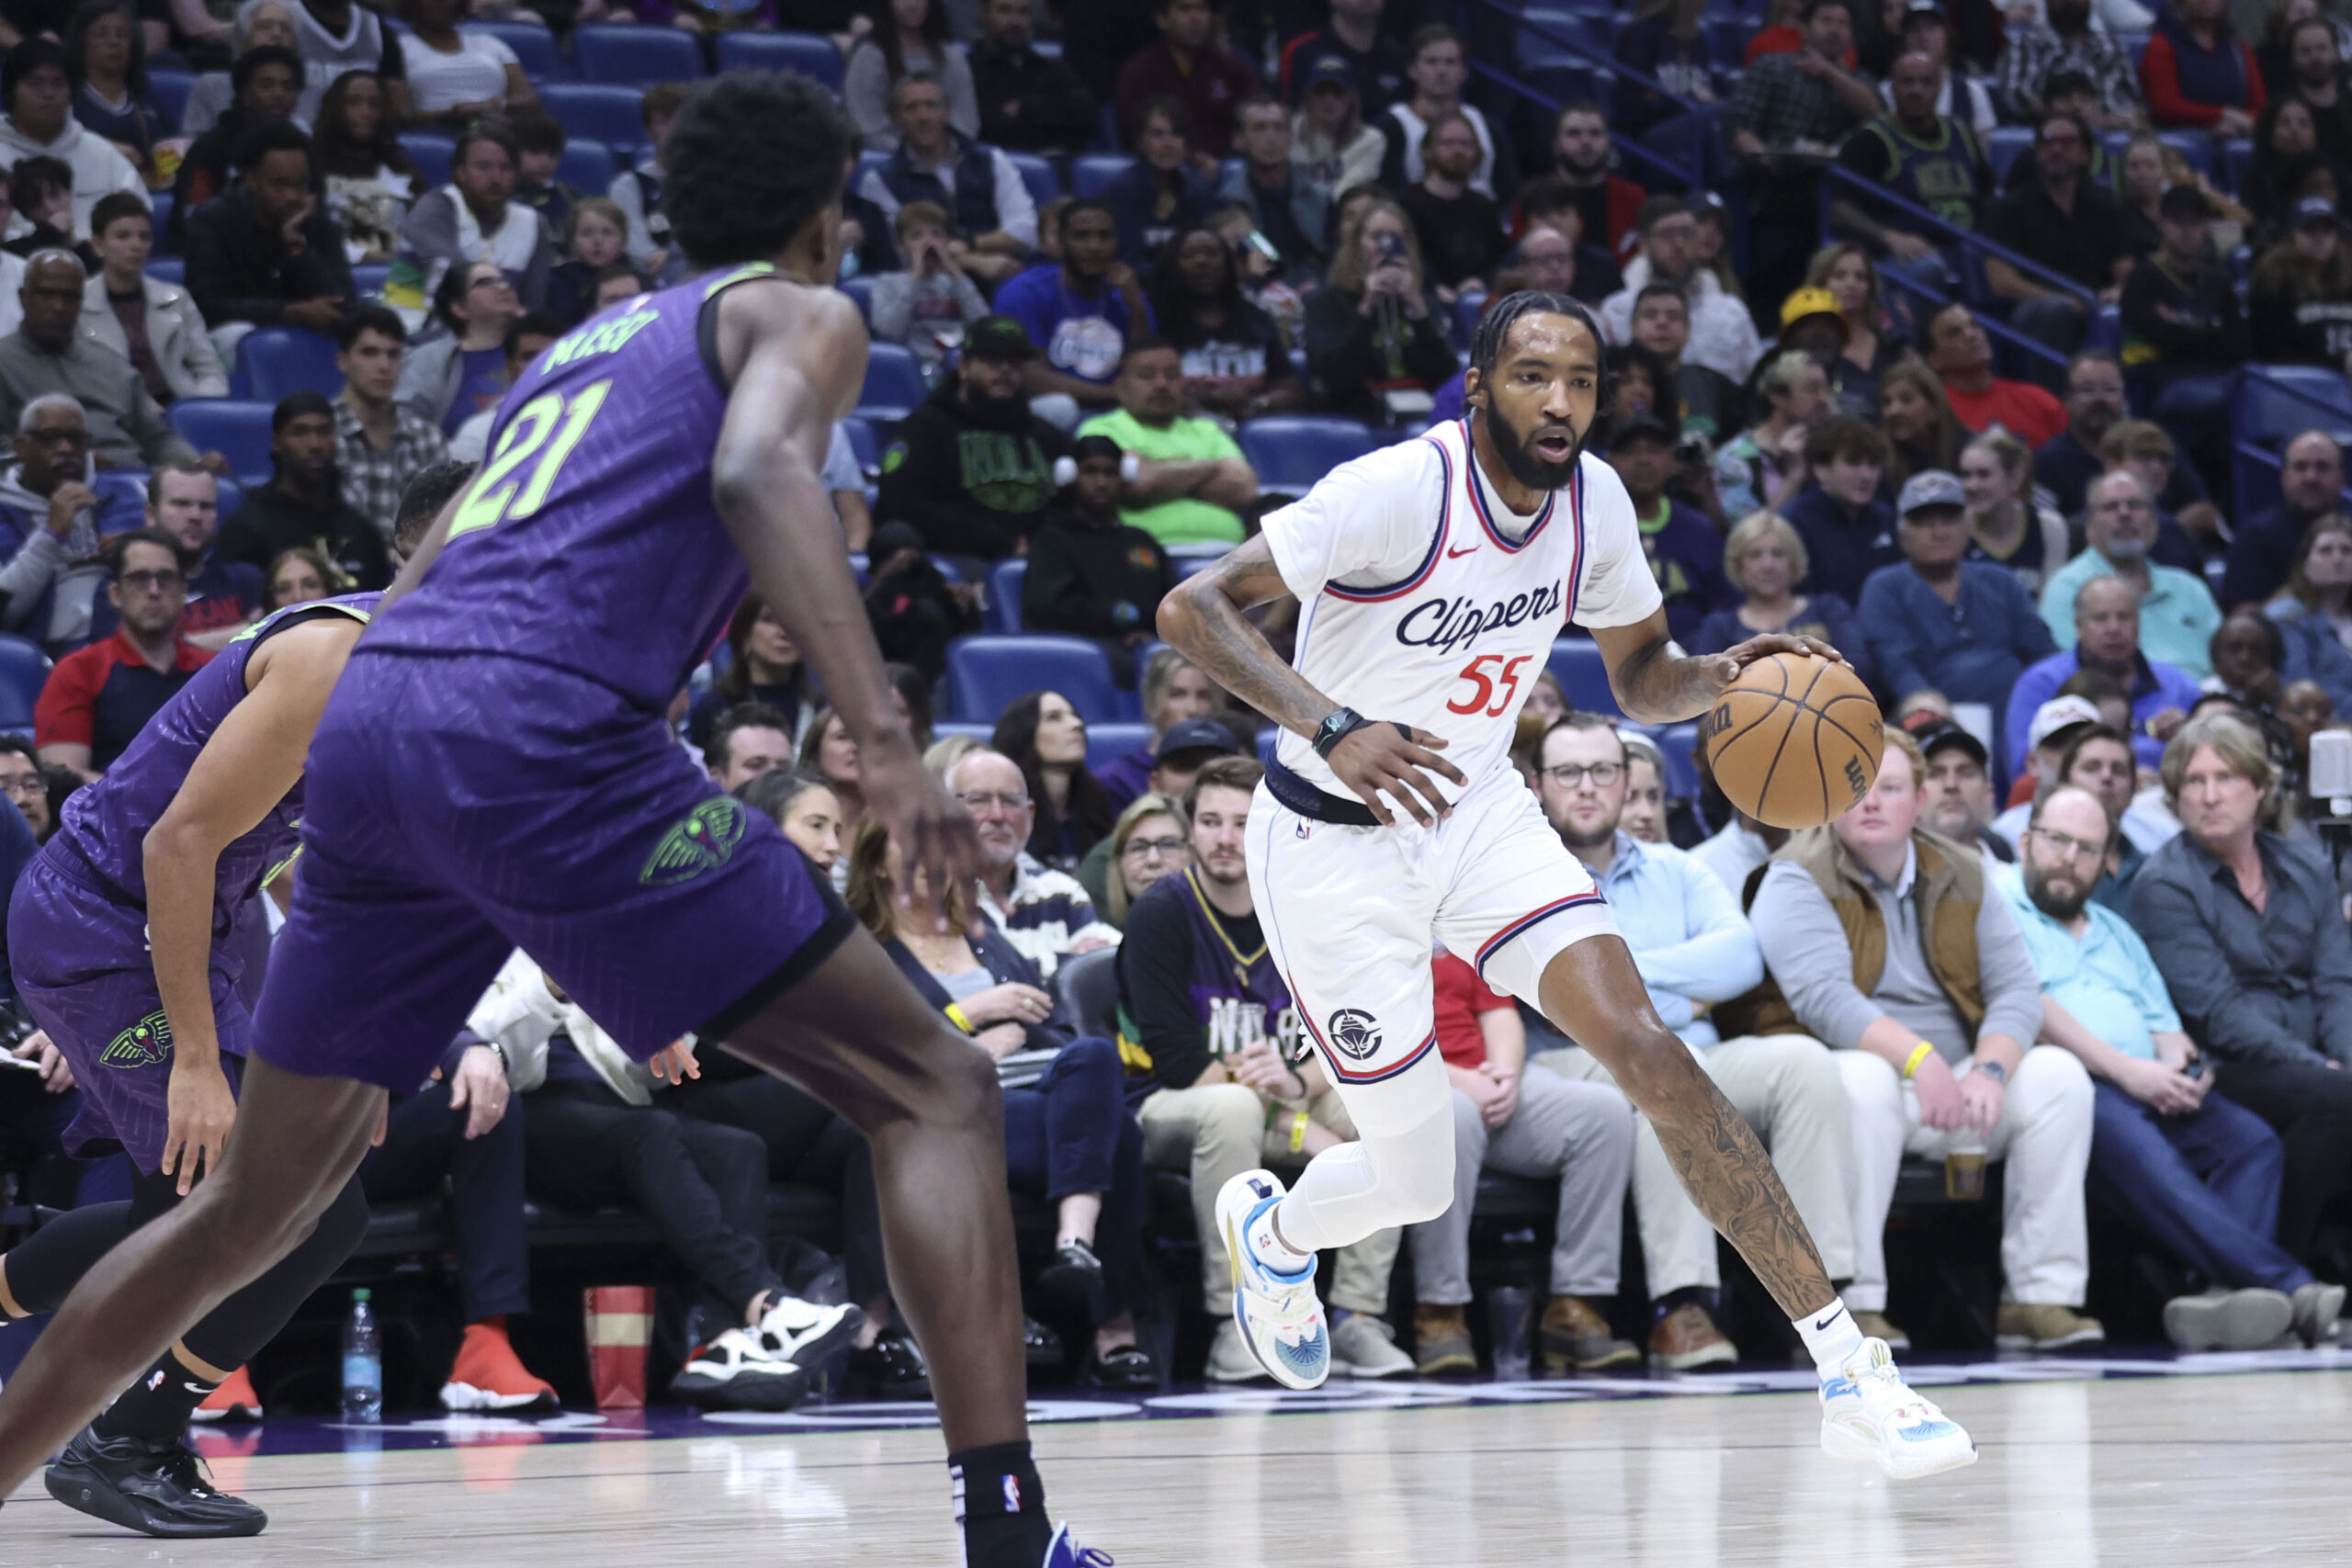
[1537,934,1837,1319]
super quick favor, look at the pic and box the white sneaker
[1818,1337,1978,1481]
[1329,1314,1413,1380]
[671,1327,812,1413]
[755,1295,865,1366]
[1214,1169,1329,1390]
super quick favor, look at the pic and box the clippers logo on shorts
[1326,1008,1383,1062]
[101,1010,174,1069]
[639,797,747,886]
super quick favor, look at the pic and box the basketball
[1702,653,1885,829]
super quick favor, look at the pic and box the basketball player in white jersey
[1158,291,1975,1481]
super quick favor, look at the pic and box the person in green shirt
[1076,339,1258,547]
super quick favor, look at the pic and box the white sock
[1244,1199,1312,1275]
[1794,1297,1868,1380]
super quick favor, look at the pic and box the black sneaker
[45,1426,267,1539]
[847,1332,932,1399]
[1023,1314,1065,1367]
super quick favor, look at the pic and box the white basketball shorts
[1246,763,1620,1134]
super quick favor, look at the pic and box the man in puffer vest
[1727,728,2102,1354]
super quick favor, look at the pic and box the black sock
[950,1440,1051,1568]
[94,1348,220,1442]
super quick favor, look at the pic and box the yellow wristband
[1289,1111,1309,1154]
[1902,1042,1934,1079]
[944,1003,974,1034]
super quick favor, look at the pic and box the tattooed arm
[1589,608,1844,727]
[1157,537,1467,827]
[1540,923,1837,1318]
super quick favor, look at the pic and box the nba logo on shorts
[1327,1009,1382,1061]
[1002,1476,1022,1513]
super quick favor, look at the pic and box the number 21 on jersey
[1448,653,1531,716]
[447,379,614,540]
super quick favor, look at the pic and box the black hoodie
[1022,500,1175,638]
[875,377,1070,561]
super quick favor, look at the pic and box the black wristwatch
[1311,706,1369,760]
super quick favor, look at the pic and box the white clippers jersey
[1263,418,1662,802]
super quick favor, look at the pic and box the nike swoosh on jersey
[1445,544,1477,558]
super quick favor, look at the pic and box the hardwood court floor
[6,1359,2350,1566]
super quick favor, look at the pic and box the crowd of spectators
[3,0,2352,1409]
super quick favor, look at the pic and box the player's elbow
[1156,577,1208,647]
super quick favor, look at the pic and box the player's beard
[1484,401,1583,491]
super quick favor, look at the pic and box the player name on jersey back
[1260,419,1663,802]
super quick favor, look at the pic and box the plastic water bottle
[341,1288,382,1423]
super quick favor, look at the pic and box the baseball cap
[2028,694,2104,751]
[1897,469,1965,517]
[1154,718,1240,765]
[2157,183,2213,221]
[1610,413,1677,448]
[2295,195,2345,230]
[964,314,1037,362]
[1780,286,1846,333]
[1301,53,1357,94]
[1911,718,1988,771]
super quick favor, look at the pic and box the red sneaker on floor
[440,1321,560,1415]
[191,1365,263,1424]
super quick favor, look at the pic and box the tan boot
[1996,1302,2104,1351]
[1851,1310,1911,1353]
[1413,1304,1476,1375]
[1540,1294,1640,1371]
[1647,1300,1738,1370]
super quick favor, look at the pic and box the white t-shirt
[404,32,518,116]
[1262,418,1661,801]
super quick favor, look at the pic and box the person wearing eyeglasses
[946,746,1119,980]
[0,392,145,658]
[1521,714,1860,1368]
[32,529,209,778]
[2000,783,2341,1350]
[1976,110,2136,379]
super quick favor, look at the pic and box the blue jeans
[2086,1079,2311,1292]
[1001,1035,1146,1322]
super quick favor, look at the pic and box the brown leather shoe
[1647,1301,1738,1370]
[1413,1304,1476,1375]
[1539,1294,1641,1371]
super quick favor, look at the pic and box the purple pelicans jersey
[7,594,379,1168]
[249,266,858,1095]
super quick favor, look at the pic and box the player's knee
[1370,1121,1456,1224]
[911,1037,1002,1130]
[302,1178,372,1262]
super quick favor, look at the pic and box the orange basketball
[1702,653,1885,829]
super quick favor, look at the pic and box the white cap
[2028,694,2105,751]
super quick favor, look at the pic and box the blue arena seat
[945,635,1120,723]
[1071,153,1134,196]
[147,190,174,253]
[538,84,652,151]
[855,343,926,423]
[167,400,277,488]
[2154,130,2212,178]
[0,633,47,728]
[714,30,845,90]
[400,130,455,189]
[147,68,193,133]
[464,21,569,81]
[556,139,616,192]
[2220,136,2253,195]
[1237,415,1377,492]
[237,327,344,401]
[144,255,185,287]
[1642,721,1702,800]
[1005,151,1059,208]
[989,558,1026,632]
[2236,366,2352,447]
[1518,7,1590,51]
[352,261,390,299]
[1085,722,1150,771]
[575,24,706,87]
[1165,542,1229,577]
[1984,126,2033,183]
[837,273,875,327]
[1548,637,1620,717]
